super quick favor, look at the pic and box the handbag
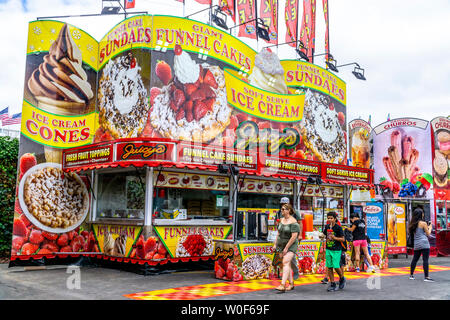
[406,232,414,248]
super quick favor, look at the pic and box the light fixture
[218,164,229,174]
[256,19,270,42]
[296,41,309,62]
[101,6,121,14]
[211,7,228,30]
[352,66,366,80]
[326,58,339,73]
[336,62,367,81]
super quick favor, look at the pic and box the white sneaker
[367,266,376,273]
[409,275,415,280]
[424,277,435,282]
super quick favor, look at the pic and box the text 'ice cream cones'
[248,49,288,94]
[27,23,94,163]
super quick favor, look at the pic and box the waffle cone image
[44,146,62,164]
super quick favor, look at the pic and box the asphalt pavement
[1,255,449,301]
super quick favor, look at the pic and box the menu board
[154,171,229,191]
[238,178,293,195]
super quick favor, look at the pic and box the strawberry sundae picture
[149,45,232,143]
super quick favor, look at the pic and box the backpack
[344,228,354,242]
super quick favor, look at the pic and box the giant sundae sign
[12,15,347,261]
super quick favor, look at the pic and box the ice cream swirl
[28,23,93,105]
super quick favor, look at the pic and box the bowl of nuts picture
[18,162,90,234]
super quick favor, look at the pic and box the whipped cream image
[300,89,346,163]
[111,63,141,114]
[28,23,93,107]
[174,50,200,84]
[248,49,288,94]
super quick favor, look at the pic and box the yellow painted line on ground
[124,265,450,300]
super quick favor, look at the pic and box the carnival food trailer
[10,14,389,278]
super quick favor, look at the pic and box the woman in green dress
[273,203,300,292]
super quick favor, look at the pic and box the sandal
[286,284,295,291]
[275,285,286,292]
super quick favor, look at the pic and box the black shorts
[340,252,346,267]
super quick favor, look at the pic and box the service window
[153,171,230,219]
[96,170,146,220]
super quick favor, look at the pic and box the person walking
[320,212,346,291]
[320,218,344,284]
[409,207,434,282]
[273,203,301,292]
[348,213,375,273]
[276,197,302,280]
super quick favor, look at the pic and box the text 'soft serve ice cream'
[248,49,288,94]
[174,50,200,84]
[28,23,94,115]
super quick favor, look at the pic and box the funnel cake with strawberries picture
[150,45,231,143]
[298,89,347,164]
[98,52,149,139]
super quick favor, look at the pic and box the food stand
[10,14,384,277]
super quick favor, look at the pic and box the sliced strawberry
[173,89,186,109]
[204,98,215,111]
[184,83,198,97]
[56,233,69,247]
[149,87,161,106]
[42,242,59,252]
[60,245,72,253]
[203,69,218,89]
[169,101,177,112]
[228,115,239,130]
[21,243,39,255]
[37,248,53,255]
[42,231,58,241]
[186,110,194,122]
[184,100,194,114]
[19,153,37,175]
[176,108,185,121]
[198,65,205,83]
[174,44,183,56]
[144,237,158,254]
[13,219,28,237]
[12,236,26,251]
[157,242,167,255]
[14,199,22,215]
[19,213,31,227]
[29,230,44,245]
[155,60,172,85]
[194,101,209,121]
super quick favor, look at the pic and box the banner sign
[262,155,320,177]
[93,224,142,257]
[285,0,299,47]
[323,163,371,184]
[373,118,433,199]
[63,143,113,168]
[387,203,407,254]
[115,141,177,162]
[364,202,384,240]
[430,117,450,200]
[236,0,257,40]
[154,225,232,258]
[179,142,257,170]
[348,119,372,169]
[259,0,278,44]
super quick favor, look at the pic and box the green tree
[0,136,19,256]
